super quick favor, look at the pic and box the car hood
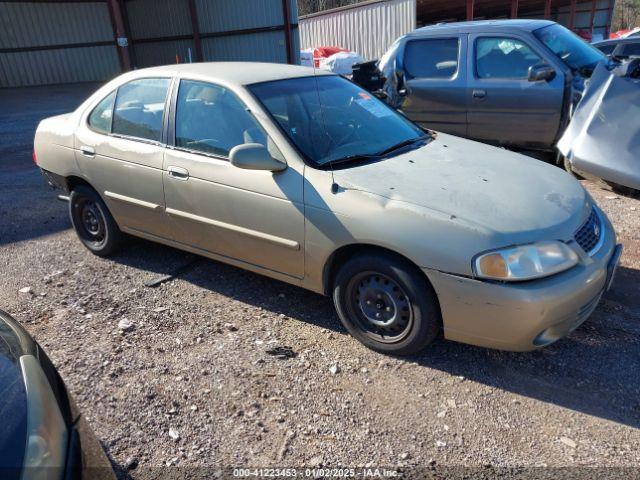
[332,133,589,244]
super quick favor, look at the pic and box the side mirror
[229,143,286,172]
[528,64,556,82]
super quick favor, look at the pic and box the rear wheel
[69,186,122,256]
[333,252,441,355]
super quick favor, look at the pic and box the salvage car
[376,19,606,152]
[0,310,115,480]
[34,63,621,354]
[593,36,640,59]
[559,58,640,193]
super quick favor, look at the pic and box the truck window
[476,37,542,79]
[403,38,459,79]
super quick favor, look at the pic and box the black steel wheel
[333,252,441,355]
[346,271,414,343]
[69,185,122,256]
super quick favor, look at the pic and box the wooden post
[544,0,552,19]
[510,0,519,19]
[187,0,203,62]
[466,0,474,20]
[282,0,293,64]
[107,0,131,71]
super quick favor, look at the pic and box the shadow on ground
[106,237,640,431]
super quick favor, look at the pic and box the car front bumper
[425,221,621,351]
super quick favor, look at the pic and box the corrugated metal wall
[125,0,195,67]
[299,0,416,60]
[1,0,300,88]
[0,1,120,87]
[125,0,300,68]
[198,0,299,64]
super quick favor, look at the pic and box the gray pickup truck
[377,20,606,152]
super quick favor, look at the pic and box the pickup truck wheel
[333,253,441,356]
[69,186,122,257]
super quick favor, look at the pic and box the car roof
[408,19,555,37]
[594,37,640,45]
[122,62,332,86]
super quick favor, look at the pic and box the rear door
[401,35,468,136]
[466,33,564,148]
[75,77,172,239]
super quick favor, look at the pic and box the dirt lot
[1,84,639,478]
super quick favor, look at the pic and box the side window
[476,37,542,79]
[175,79,282,159]
[112,78,170,142]
[88,91,116,134]
[403,38,459,79]
[621,43,640,57]
[597,44,616,55]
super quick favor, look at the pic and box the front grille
[574,207,602,255]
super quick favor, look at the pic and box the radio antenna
[312,55,338,194]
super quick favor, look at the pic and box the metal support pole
[107,0,131,71]
[568,0,577,30]
[510,0,519,19]
[605,0,614,38]
[466,0,474,20]
[588,0,597,36]
[282,0,293,64]
[544,0,552,19]
[187,0,203,62]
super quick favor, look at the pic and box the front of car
[0,311,115,480]
[250,74,621,352]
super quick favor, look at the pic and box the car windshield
[248,75,426,167]
[534,23,605,74]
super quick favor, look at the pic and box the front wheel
[333,252,441,355]
[69,186,122,256]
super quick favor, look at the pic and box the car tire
[333,252,441,356]
[69,186,122,257]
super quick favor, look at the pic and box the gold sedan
[34,63,621,355]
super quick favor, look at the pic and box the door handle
[168,166,189,181]
[80,146,95,157]
[472,89,486,99]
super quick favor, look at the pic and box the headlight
[474,241,579,281]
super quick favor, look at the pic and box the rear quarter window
[112,78,171,142]
[88,91,116,134]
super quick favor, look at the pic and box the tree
[297,0,364,16]
[612,0,640,31]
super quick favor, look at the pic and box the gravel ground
[1,84,639,479]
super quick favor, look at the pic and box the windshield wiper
[323,153,381,167]
[375,135,429,156]
[322,135,429,168]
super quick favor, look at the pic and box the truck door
[401,35,468,137]
[466,33,564,149]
